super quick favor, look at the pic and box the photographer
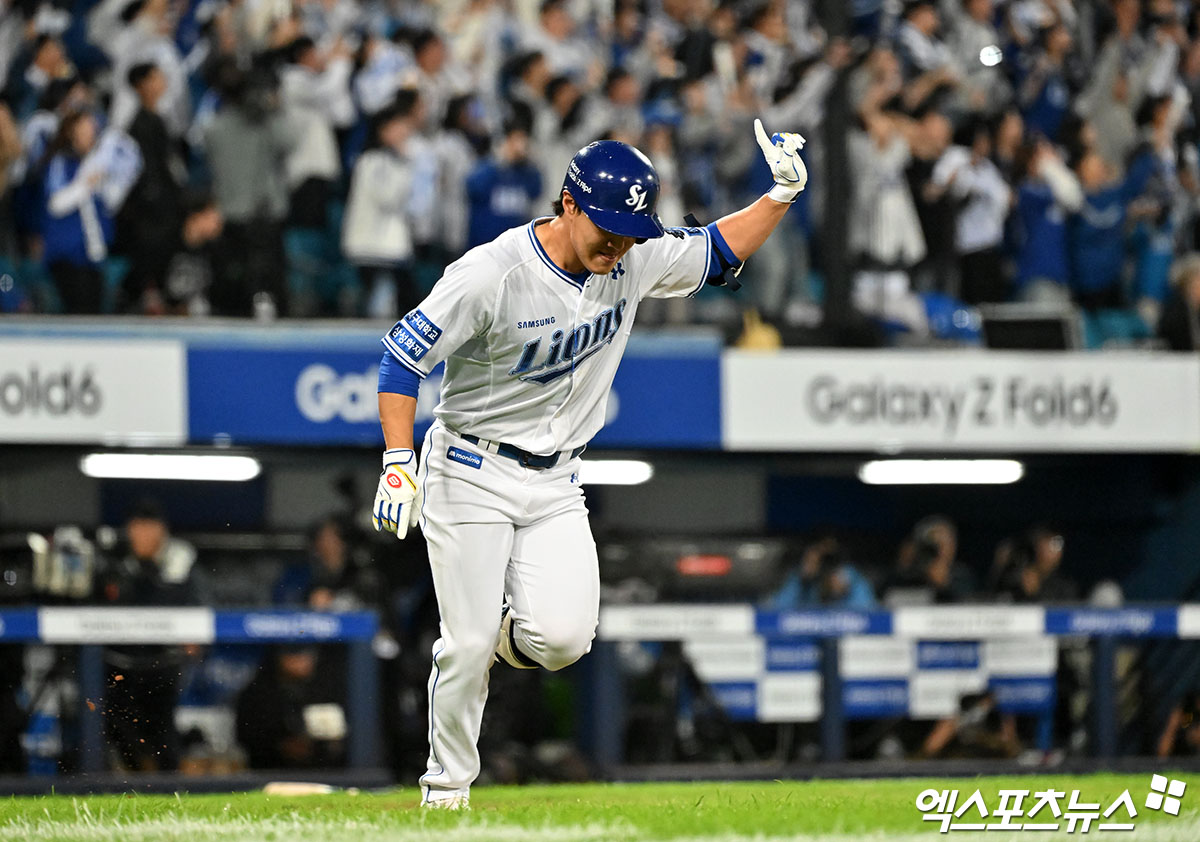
[990,525,1076,603]
[766,534,876,611]
[885,516,976,605]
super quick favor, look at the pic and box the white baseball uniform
[381,217,716,803]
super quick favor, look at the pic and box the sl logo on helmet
[625,184,649,212]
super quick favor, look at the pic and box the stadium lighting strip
[577,460,654,486]
[79,453,262,482]
[858,459,1024,485]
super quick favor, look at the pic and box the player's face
[568,204,637,275]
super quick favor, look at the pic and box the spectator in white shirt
[929,117,1014,303]
[342,96,419,319]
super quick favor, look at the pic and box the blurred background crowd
[0,0,1199,349]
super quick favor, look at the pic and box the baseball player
[374,120,806,808]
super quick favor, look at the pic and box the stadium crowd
[1,0,1200,348]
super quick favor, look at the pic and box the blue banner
[1044,608,1178,637]
[214,610,377,642]
[189,348,390,445]
[917,641,981,670]
[188,340,721,449]
[710,681,758,721]
[757,610,893,637]
[843,679,909,718]
[765,640,821,672]
[989,676,1056,713]
[0,609,39,641]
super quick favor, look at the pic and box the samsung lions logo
[625,184,648,212]
[509,299,628,384]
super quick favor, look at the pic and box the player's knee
[532,623,595,672]
[447,631,500,669]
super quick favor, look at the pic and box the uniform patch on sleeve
[446,447,483,469]
[387,325,429,363]
[404,309,442,345]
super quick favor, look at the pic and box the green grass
[1,774,1197,841]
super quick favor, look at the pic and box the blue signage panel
[213,611,377,642]
[189,347,390,445]
[589,353,721,449]
[757,610,893,637]
[843,679,909,718]
[709,681,758,721]
[188,345,721,449]
[989,676,1056,713]
[0,610,40,641]
[765,640,821,672]
[1043,608,1177,637]
[917,641,981,670]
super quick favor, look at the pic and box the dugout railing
[584,604,1200,771]
[0,607,382,775]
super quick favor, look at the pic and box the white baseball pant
[416,423,600,804]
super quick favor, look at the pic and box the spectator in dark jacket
[94,499,199,771]
[236,646,344,769]
[118,62,183,314]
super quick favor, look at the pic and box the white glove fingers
[753,118,775,158]
[394,505,409,540]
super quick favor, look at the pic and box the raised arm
[712,119,806,262]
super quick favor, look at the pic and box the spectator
[94,499,199,772]
[1017,22,1074,144]
[279,36,349,230]
[106,0,190,139]
[465,120,542,250]
[204,63,297,317]
[1069,150,1152,310]
[342,98,420,319]
[161,191,223,315]
[4,34,72,121]
[928,116,1013,303]
[849,69,928,332]
[522,0,600,83]
[1157,691,1200,758]
[894,0,956,82]
[434,94,487,261]
[991,525,1076,603]
[409,29,469,133]
[946,0,1011,116]
[41,109,113,314]
[885,516,975,605]
[1159,253,1200,350]
[766,535,876,611]
[273,515,373,611]
[117,62,183,314]
[1075,0,1178,171]
[1012,138,1082,303]
[236,646,345,769]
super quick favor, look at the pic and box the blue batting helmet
[561,140,665,239]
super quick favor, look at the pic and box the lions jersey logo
[625,184,649,212]
[509,299,628,384]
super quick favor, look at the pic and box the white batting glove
[754,118,807,203]
[373,448,421,540]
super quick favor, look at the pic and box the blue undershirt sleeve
[378,352,420,398]
[705,221,741,278]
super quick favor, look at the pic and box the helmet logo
[625,184,649,212]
